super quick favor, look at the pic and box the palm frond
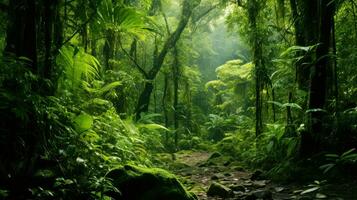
[97,0,158,38]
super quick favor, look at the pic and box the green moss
[106,164,197,200]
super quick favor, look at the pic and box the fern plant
[97,0,157,38]
[56,45,100,91]
[320,148,357,174]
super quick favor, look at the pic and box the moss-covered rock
[106,164,197,200]
[207,182,234,198]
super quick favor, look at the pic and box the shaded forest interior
[0,0,357,199]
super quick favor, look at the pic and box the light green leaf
[306,108,327,113]
[267,101,283,107]
[316,193,327,199]
[301,186,319,195]
[341,148,356,157]
[282,103,302,110]
[319,163,335,174]
[138,123,169,131]
[74,114,93,132]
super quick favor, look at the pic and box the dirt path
[165,151,356,200]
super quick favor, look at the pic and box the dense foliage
[0,0,356,199]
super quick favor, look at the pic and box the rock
[224,172,232,177]
[274,187,285,192]
[224,160,232,166]
[106,164,197,200]
[245,189,272,200]
[252,180,268,188]
[209,152,222,160]
[251,170,265,180]
[207,182,234,198]
[211,174,219,180]
[230,184,246,192]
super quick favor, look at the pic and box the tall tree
[4,0,37,70]
[247,0,266,136]
[135,0,201,119]
[289,0,337,156]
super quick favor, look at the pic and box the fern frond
[56,45,101,90]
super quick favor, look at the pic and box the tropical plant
[320,148,357,174]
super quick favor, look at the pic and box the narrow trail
[165,151,357,200]
[170,151,291,199]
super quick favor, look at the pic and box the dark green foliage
[0,0,357,198]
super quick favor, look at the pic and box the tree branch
[118,37,149,79]
[192,3,219,23]
[60,12,96,47]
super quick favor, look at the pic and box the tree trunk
[290,0,319,91]
[296,0,336,157]
[44,0,54,80]
[247,0,264,137]
[5,0,37,71]
[173,48,180,150]
[135,0,200,120]
[54,0,64,51]
[103,30,116,71]
[306,0,335,152]
[136,82,154,119]
[163,73,170,145]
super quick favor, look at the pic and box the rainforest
[0,0,357,199]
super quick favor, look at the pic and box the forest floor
[155,150,357,200]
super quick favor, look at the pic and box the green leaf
[319,163,335,174]
[280,44,319,57]
[305,108,328,113]
[74,114,93,132]
[98,81,122,95]
[325,154,339,158]
[282,103,302,110]
[56,45,100,90]
[267,101,283,107]
[316,193,327,199]
[341,154,357,162]
[341,148,356,157]
[138,123,169,131]
[301,186,319,195]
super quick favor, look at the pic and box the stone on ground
[106,164,197,200]
[207,181,234,198]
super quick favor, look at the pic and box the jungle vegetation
[0,0,356,199]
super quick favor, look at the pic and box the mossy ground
[106,164,197,200]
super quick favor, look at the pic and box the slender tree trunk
[44,0,54,79]
[184,81,193,132]
[5,0,37,71]
[173,48,180,150]
[163,73,170,145]
[54,0,64,51]
[247,0,264,137]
